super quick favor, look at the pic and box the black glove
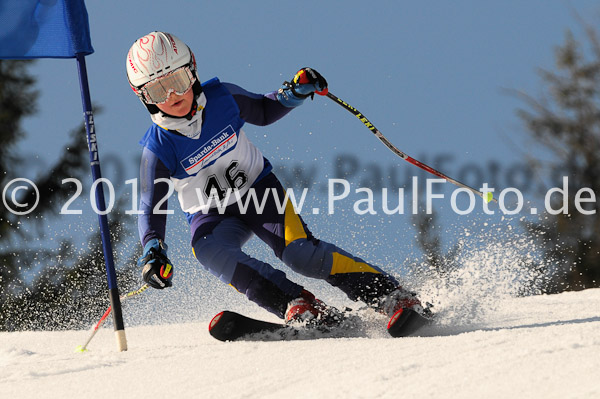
[278,67,328,107]
[137,238,173,289]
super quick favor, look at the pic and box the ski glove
[277,67,328,107]
[138,238,173,289]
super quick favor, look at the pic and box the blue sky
[13,1,600,274]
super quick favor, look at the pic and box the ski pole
[323,91,496,203]
[76,284,149,352]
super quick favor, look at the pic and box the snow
[1,288,599,399]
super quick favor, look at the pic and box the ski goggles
[139,66,196,104]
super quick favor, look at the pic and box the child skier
[127,31,423,326]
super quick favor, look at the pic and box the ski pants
[190,172,398,318]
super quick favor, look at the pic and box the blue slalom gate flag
[0,0,93,58]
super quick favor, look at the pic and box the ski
[387,308,434,338]
[209,311,299,342]
[208,311,363,342]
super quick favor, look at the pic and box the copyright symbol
[2,178,40,215]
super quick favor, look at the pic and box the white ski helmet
[126,31,201,114]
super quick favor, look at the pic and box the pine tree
[516,26,600,291]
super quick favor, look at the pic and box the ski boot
[376,287,428,317]
[285,289,344,328]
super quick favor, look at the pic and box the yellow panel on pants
[330,252,381,275]
[284,198,307,247]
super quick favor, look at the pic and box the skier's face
[156,88,194,117]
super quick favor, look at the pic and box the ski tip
[387,308,405,330]
[387,308,433,338]
[209,311,225,332]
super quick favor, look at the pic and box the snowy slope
[1,288,599,399]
